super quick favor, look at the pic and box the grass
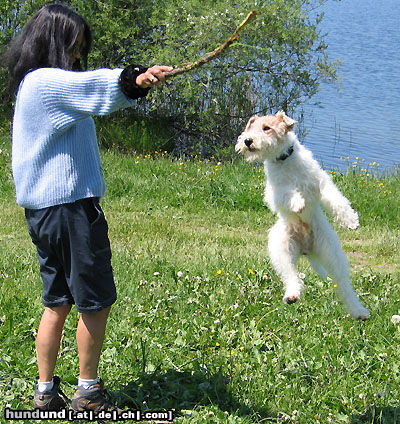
[1,133,400,423]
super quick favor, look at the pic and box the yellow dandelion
[248,269,255,275]
[230,349,236,355]
[215,342,220,347]
[333,284,338,288]
[216,270,222,275]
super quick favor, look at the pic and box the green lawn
[1,138,400,423]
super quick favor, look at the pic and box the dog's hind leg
[306,255,328,279]
[311,221,369,320]
[268,220,304,304]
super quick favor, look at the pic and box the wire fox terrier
[235,111,369,320]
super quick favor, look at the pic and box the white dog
[235,111,369,320]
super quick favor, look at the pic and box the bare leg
[36,305,72,382]
[76,307,111,380]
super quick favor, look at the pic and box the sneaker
[34,376,69,410]
[71,380,122,414]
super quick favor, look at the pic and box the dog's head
[235,111,297,162]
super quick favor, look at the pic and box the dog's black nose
[244,138,253,147]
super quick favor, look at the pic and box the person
[4,3,172,412]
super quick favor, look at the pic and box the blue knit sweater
[12,67,136,209]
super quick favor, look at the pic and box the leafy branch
[164,9,258,80]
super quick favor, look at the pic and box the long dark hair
[4,4,92,93]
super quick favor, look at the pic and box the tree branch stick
[164,9,258,80]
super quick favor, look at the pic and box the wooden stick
[164,9,258,80]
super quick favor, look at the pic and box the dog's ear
[245,115,259,131]
[276,111,297,132]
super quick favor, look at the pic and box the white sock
[78,377,98,389]
[37,379,54,393]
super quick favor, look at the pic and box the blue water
[299,0,400,172]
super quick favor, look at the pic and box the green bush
[95,112,175,154]
[0,0,339,156]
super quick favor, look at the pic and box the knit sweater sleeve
[34,68,139,132]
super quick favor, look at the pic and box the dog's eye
[263,126,271,131]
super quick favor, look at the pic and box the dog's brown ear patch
[245,115,259,131]
[276,111,297,132]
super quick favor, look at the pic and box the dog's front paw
[336,208,359,229]
[290,192,305,213]
[343,210,360,230]
[347,211,360,230]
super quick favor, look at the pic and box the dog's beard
[243,149,264,163]
[236,138,270,163]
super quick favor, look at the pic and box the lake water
[299,0,400,173]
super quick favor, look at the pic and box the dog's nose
[244,138,253,147]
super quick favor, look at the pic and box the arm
[119,64,173,99]
[36,65,172,131]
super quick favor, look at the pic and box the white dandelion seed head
[391,315,400,324]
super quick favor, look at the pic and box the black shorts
[25,198,116,313]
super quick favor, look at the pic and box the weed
[1,141,400,423]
